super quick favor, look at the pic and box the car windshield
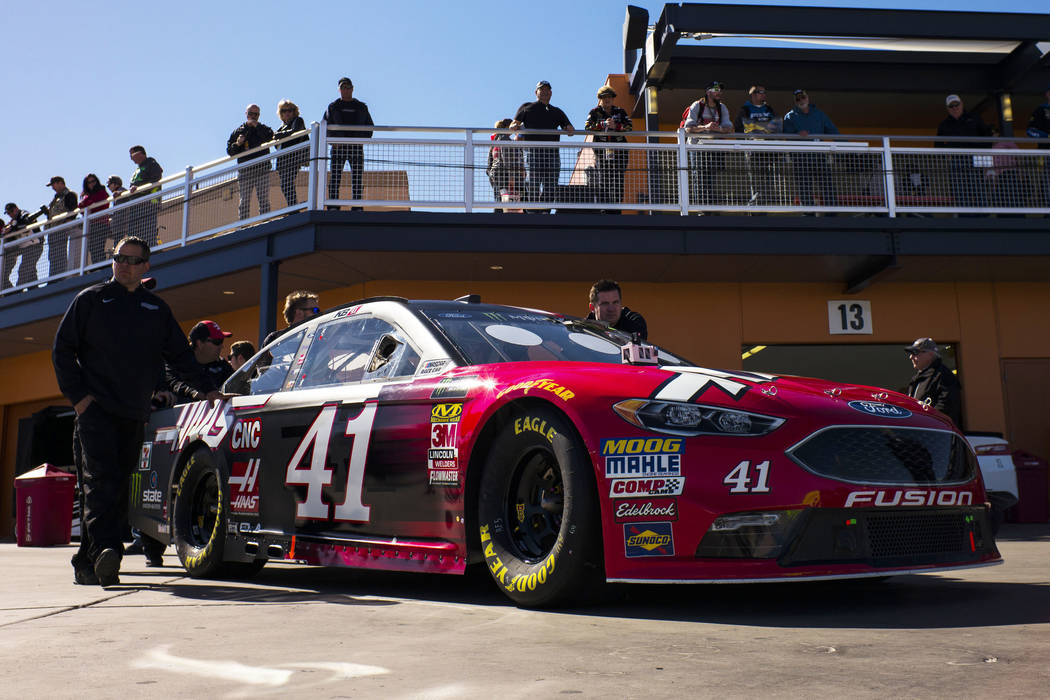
[418,306,690,366]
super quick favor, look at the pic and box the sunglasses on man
[113,254,147,265]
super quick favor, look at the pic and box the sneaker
[124,540,144,555]
[94,548,121,587]
[74,568,99,585]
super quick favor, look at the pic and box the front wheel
[477,407,602,607]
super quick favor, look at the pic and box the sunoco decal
[624,522,675,557]
[847,401,912,418]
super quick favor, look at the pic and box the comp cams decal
[623,522,675,557]
[602,437,683,477]
[609,477,685,498]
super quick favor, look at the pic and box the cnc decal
[284,402,376,522]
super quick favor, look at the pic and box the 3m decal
[431,422,458,449]
[480,524,557,593]
[723,460,772,494]
[495,378,575,402]
[845,490,973,507]
[138,442,152,471]
[284,402,376,522]
[614,498,679,523]
[231,417,262,452]
[652,367,776,403]
[624,522,675,557]
[846,401,912,418]
[229,458,261,514]
[514,416,557,443]
[609,477,685,498]
[430,403,463,423]
[602,437,684,477]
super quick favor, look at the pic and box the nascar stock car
[130,296,1001,606]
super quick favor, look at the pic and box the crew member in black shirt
[511,80,574,211]
[324,77,374,208]
[166,320,236,404]
[936,94,992,211]
[586,278,648,340]
[53,236,215,586]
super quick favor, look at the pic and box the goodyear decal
[514,415,557,443]
[624,522,675,557]
[609,477,685,498]
[602,437,684,477]
[496,378,575,402]
[480,524,557,593]
[431,403,463,423]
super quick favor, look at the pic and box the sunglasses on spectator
[113,254,147,265]
[280,108,294,113]
[206,338,224,346]
[247,112,260,117]
[298,306,320,315]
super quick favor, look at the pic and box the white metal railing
[3,124,1048,295]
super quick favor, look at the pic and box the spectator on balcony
[324,77,373,210]
[263,289,320,346]
[683,81,733,209]
[45,176,78,277]
[227,104,274,220]
[274,100,308,207]
[228,340,256,372]
[904,337,962,427]
[511,80,575,213]
[106,175,130,244]
[935,95,992,213]
[586,279,647,340]
[127,146,164,246]
[734,85,782,211]
[487,118,525,212]
[585,85,633,215]
[1026,86,1050,206]
[3,202,45,290]
[79,174,110,265]
[783,89,839,214]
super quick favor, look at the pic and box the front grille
[780,507,994,567]
[787,427,976,485]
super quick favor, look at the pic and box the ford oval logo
[847,400,912,418]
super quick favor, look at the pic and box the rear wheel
[172,449,228,578]
[477,407,602,607]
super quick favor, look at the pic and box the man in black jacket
[511,80,575,212]
[128,146,164,246]
[45,176,78,277]
[586,279,648,340]
[166,320,235,404]
[53,236,215,586]
[936,95,992,211]
[3,202,46,289]
[324,77,373,208]
[905,337,962,427]
[227,104,274,219]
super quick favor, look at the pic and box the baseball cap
[536,80,552,89]
[904,337,939,354]
[793,89,808,98]
[597,85,616,98]
[190,320,233,342]
[945,94,962,107]
[338,77,353,88]
[46,176,65,186]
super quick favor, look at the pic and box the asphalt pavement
[2,523,1048,699]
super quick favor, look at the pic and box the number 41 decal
[723,460,771,494]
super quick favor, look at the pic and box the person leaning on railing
[682,81,733,210]
[585,85,633,215]
[734,85,782,211]
[127,146,163,246]
[274,99,308,207]
[227,104,275,220]
[324,77,373,209]
[783,89,839,214]
[79,174,110,264]
[106,175,130,245]
[44,176,78,276]
[2,202,46,290]
[935,94,992,213]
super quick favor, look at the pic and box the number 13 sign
[827,300,872,335]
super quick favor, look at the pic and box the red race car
[131,297,1001,606]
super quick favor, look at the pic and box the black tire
[222,560,266,579]
[477,407,602,607]
[172,449,229,578]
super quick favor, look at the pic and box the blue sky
[2,0,1045,213]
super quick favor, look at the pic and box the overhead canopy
[625,3,1050,132]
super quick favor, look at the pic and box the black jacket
[275,116,308,149]
[514,101,572,141]
[323,98,373,138]
[53,279,205,421]
[227,122,275,163]
[586,306,648,340]
[906,357,963,427]
[935,112,992,148]
[167,358,234,403]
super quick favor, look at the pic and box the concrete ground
[1,523,1048,699]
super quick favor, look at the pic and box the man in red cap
[164,320,235,404]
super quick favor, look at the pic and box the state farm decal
[229,458,260,514]
[602,437,683,477]
[609,477,685,498]
[624,522,675,557]
[231,417,261,452]
[614,498,679,523]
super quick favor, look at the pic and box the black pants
[596,149,628,212]
[130,199,159,247]
[86,220,111,265]
[70,403,144,572]
[47,227,69,277]
[329,144,365,201]
[277,150,307,206]
[792,152,836,208]
[526,147,560,206]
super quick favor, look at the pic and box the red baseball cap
[189,320,232,342]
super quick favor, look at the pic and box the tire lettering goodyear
[480,524,557,593]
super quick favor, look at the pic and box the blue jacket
[783,105,838,136]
